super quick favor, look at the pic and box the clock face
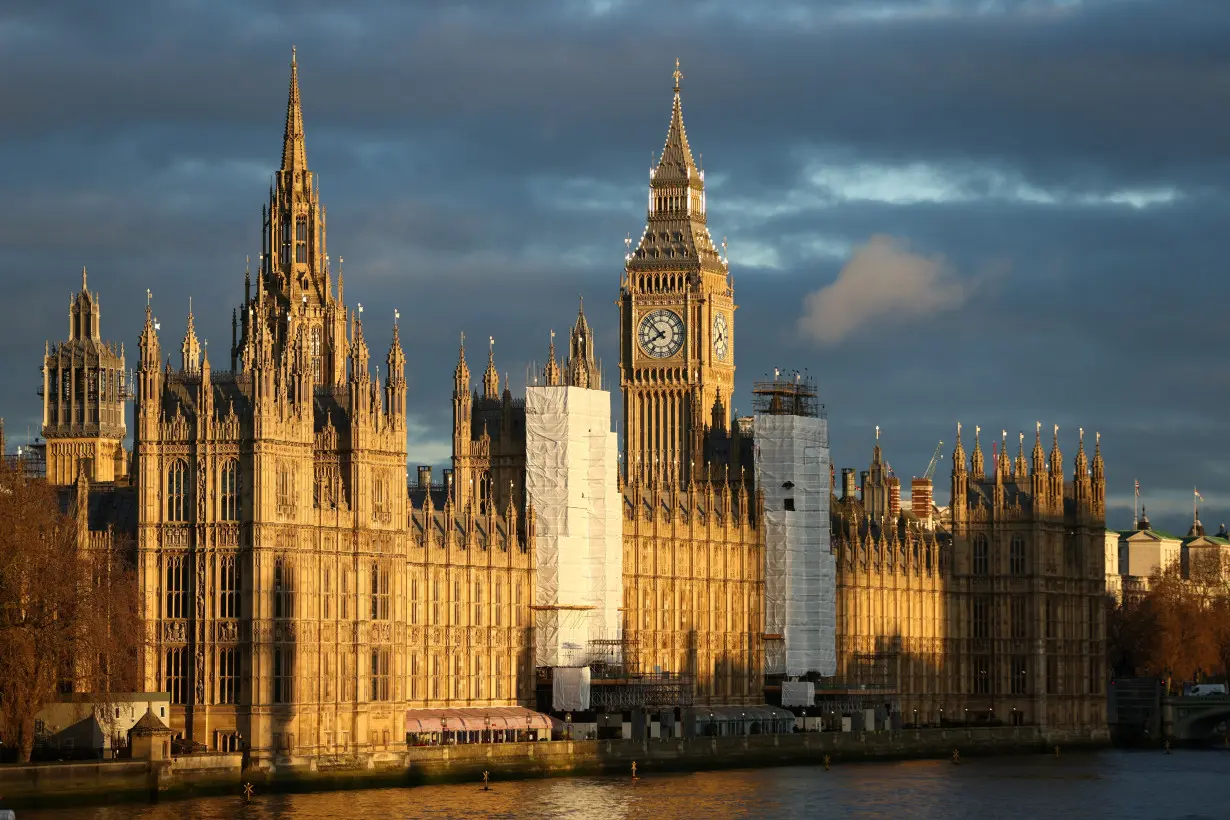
[637,309,685,359]
[713,312,729,361]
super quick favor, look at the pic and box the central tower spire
[282,46,307,171]
[619,62,735,484]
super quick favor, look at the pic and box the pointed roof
[281,47,307,171]
[655,59,699,184]
[628,60,722,273]
[129,707,172,736]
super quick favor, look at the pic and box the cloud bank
[797,235,967,345]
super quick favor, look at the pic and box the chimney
[859,471,870,502]
[417,466,433,488]
[841,468,857,501]
[911,477,934,527]
[888,477,901,519]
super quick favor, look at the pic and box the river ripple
[18,749,1229,820]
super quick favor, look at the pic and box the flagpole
[1134,479,1139,529]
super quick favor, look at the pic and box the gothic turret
[482,337,499,400]
[1048,424,1064,504]
[970,425,985,480]
[950,422,967,525]
[1091,432,1106,519]
[1073,427,1091,512]
[566,297,600,389]
[543,330,560,386]
[181,300,201,374]
[42,269,129,484]
[385,313,406,420]
[1014,431,1028,481]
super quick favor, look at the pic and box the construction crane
[923,441,944,481]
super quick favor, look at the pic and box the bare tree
[0,461,141,762]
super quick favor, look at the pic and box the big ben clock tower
[620,61,735,483]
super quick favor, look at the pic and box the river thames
[21,749,1228,819]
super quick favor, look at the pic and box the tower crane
[923,441,944,481]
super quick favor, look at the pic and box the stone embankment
[0,726,1106,810]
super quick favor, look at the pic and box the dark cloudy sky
[2,0,1225,535]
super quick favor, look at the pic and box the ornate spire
[140,293,160,372]
[657,58,698,184]
[970,425,984,479]
[1014,431,1027,480]
[282,46,307,171]
[1032,420,1046,474]
[350,305,369,380]
[483,336,498,400]
[181,298,201,374]
[566,296,600,389]
[1075,427,1089,476]
[952,421,966,472]
[1049,423,1063,474]
[454,331,470,393]
[543,330,560,386]
[1092,431,1104,479]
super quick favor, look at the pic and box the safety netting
[525,386,622,669]
[755,413,836,676]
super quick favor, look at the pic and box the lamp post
[913,709,918,729]
[526,714,533,743]
[709,710,715,737]
[801,708,807,733]
[566,712,573,741]
[441,717,449,746]
[939,708,944,727]
[741,711,747,737]
[485,716,491,745]
[964,708,968,727]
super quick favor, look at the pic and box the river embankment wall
[0,726,1106,810]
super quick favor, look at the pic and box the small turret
[950,422,967,525]
[483,337,499,400]
[1014,431,1027,481]
[543,330,560,386]
[566,296,600,389]
[181,299,201,374]
[386,312,406,420]
[970,425,984,479]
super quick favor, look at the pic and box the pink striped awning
[404,706,552,734]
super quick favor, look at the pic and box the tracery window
[1010,534,1026,576]
[220,459,240,521]
[370,649,390,702]
[167,460,188,522]
[295,217,308,264]
[274,558,295,619]
[370,562,390,621]
[310,326,323,382]
[217,555,239,619]
[217,647,240,704]
[972,533,989,576]
[273,647,293,704]
[165,555,188,619]
[165,647,187,704]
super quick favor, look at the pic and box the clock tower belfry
[619,61,735,484]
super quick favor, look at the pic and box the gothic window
[167,460,189,522]
[217,555,239,619]
[322,568,332,620]
[479,471,491,514]
[310,326,323,382]
[220,459,240,521]
[274,558,295,619]
[972,533,989,576]
[454,579,462,624]
[373,474,387,518]
[165,647,187,704]
[493,582,502,627]
[473,581,483,626]
[370,562,390,621]
[273,648,293,704]
[323,653,334,701]
[972,596,990,640]
[1010,534,1026,576]
[431,578,440,625]
[217,647,239,704]
[281,215,293,267]
[515,582,523,627]
[276,464,295,510]
[409,578,419,625]
[1046,655,1058,695]
[1011,655,1029,695]
[370,649,390,702]
[453,654,463,700]
[341,568,351,620]
[295,217,308,264]
[1046,598,1059,639]
[1010,595,1027,639]
[165,555,188,619]
[972,655,991,695]
[474,655,484,700]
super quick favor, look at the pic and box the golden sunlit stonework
[35,55,1107,761]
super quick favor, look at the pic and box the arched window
[310,326,323,382]
[220,459,240,521]
[295,217,308,264]
[167,460,188,522]
[165,555,187,618]
[165,647,186,704]
[1010,534,1026,576]
[972,533,989,576]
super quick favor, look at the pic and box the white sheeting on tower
[525,386,622,669]
[756,413,836,677]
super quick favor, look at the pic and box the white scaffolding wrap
[551,666,592,712]
[755,413,836,677]
[525,386,622,669]
[781,680,816,708]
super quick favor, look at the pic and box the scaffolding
[752,372,824,419]
[586,637,694,711]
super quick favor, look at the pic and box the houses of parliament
[27,54,1108,763]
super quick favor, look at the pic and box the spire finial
[81,265,87,293]
[673,57,682,93]
[1053,423,1059,444]
[282,45,307,170]
[292,44,296,66]
[394,308,400,327]
[875,425,880,441]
